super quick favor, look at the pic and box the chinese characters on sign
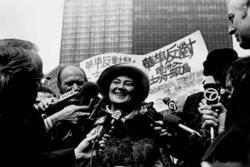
[80,31,208,112]
[143,36,196,85]
[80,53,138,82]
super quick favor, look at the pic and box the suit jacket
[203,123,249,163]
[0,106,77,167]
[180,91,204,129]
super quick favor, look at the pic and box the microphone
[203,76,220,142]
[163,114,201,137]
[203,76,220,105]
[57,89,78,104]
[39,82,100,115]
[138,102,163,124]
[79,81,100,105]
[56,81,100,106]
[163,97,178,112]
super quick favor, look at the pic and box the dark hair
[0,38,43,76]
[0,38,39,52]
[225,56,250,128]
[57,65,87,92]
[0,46,43,114]
[203,48,238,85]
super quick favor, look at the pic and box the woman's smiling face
[109,75,135,106]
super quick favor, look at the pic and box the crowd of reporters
[1,38,249,167]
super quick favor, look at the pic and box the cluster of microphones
[48,81,206,147]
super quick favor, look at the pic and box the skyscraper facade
[132,0,232,54]
[60,0,133,66]
[60,0,232,65]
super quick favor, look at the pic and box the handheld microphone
[163,114,201,137]
[58,89,78,104]
[138,102,163,124]
[55,81,100,106]
[79,81,100,105]
[163,97,178,112]
[35,88,78,115]
[203,76,220,142]
[59,81,99,105]
[203,76,220,105]
[39,82,100,116]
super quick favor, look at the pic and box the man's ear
[242,7,248,19]
[242,2,250,19]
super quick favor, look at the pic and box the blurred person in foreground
[1,38,93,148]
[0,40,102,167]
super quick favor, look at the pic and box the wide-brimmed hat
[97,63,150,104]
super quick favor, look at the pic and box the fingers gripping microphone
[56,81,99,106]
[163,114,201,137]
[44,82,100,116]
[203,76,220,142]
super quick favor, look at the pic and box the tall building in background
[60,0,133,66]
[60,0,232,66]
[132,0,232,54]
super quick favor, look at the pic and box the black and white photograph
[1,0,250,166]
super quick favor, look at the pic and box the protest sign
[80,30,208,112]
[80,53,142,82]
[143,30,208,112]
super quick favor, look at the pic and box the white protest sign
[143,31,208,112]
[80,53,142,82]
[80,31,208,113]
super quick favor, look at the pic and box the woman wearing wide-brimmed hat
[83,63,164,167]
[97,63,150,114]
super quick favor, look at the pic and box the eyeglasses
[220,86,233,100]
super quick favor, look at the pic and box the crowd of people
[1,0,250,166]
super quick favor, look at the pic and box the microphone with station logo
[203,76,220,142]
[163,97,178,112]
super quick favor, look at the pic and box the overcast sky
[0,0,64,73]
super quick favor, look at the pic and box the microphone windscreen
[163,114,182,126]
[163,97,178,112]
[80,81,100,105]
[163,97,170,104]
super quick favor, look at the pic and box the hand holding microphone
[198,99,227,134]
[36,81,100,114]
[200,76,223,142]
